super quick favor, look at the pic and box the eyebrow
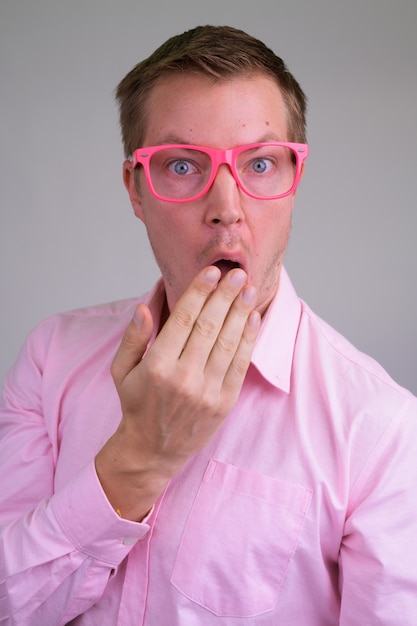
[145,133,286,148]
[257,133,285,143]
[151,135,191,146]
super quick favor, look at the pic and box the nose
[204,164,245,226]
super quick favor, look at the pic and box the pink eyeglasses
[129,142,308,202]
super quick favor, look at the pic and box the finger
[221,308,261,401]
[179,268,248,366]
[153,266,222,359]
[203,283,258,380]
[111,303,154,389]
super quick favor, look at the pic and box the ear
[299,160,306,183]
[123,160,145,221]
[293,160,306,198]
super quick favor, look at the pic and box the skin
[95,72,302,521]
[126,73,297,316]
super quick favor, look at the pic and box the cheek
[255,202,293,249]
[143,209,188,260]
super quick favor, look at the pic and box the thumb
[111,303,154,388]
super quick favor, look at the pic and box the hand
[95,266,260,520]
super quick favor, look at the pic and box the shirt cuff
[52,459,151,565]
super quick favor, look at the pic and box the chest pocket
[171,459,312,617]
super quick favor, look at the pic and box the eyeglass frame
[129,142,309,203]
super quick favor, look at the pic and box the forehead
[141,72,289,147]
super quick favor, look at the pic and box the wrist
[95,432,171,522]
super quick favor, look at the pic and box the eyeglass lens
[147,145,297,200]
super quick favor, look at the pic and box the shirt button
[122,536,137,546]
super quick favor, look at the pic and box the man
[0,25,416,625]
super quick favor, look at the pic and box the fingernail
[133,306,145,326]
[242,285,256,304]
[248,310,261,328]
[229,269,246,288]
[204,267,221,284]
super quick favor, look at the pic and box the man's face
[124,72,301,316]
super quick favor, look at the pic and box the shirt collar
[145,267,301,393]
[251,267,301,393]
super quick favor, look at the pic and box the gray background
[1,0,416,394]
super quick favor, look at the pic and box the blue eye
[251,158,269,174]
[172,160,190,175]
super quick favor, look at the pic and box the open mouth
[213,259,242,277]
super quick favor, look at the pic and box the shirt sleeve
[338,396,417,624]
[0,330,150,625]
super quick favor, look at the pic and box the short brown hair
[115,25,307,157]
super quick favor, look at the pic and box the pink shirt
[1,268,417,625]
